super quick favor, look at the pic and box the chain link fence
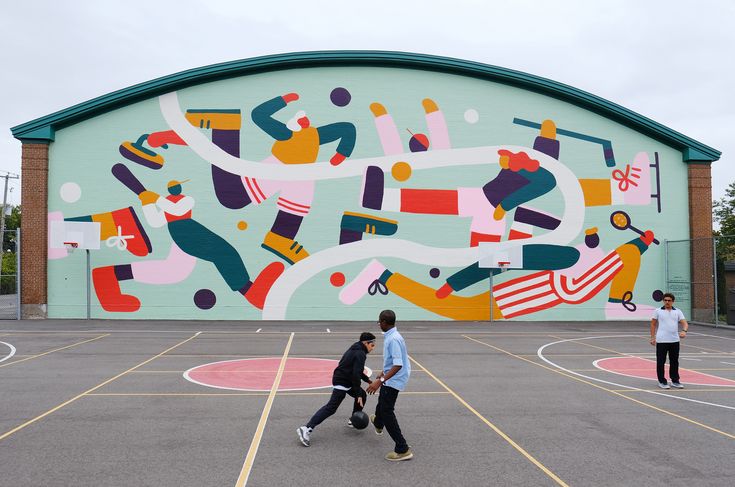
[0,229,20,320]
[666,235,735,326]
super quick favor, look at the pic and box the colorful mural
[45,64,688,320]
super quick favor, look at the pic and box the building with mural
[12,52,720,321]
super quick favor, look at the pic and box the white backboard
[477,244,523,269]
[49,221,101,250]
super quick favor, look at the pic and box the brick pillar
[687,163,714,322]
[20,142,49,318]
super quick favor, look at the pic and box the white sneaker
[670,382,684,389]
[658,382,670,389]
[297,426,312,447]
[347,418,354,428]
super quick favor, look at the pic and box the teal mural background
[46,66,690,320]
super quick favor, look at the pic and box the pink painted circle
[184,357,338,391]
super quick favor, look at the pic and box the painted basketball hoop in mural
[63,242,79,253]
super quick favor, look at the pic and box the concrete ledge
[21,304,47,319]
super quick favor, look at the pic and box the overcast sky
[1,0,733,208]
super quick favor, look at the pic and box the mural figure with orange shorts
[132,93,357,265]
[92,178,284,312]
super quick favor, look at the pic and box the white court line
[537,335,735,411]
[681,358,702,361]
[688,331,735,342]
[0,342,16,363]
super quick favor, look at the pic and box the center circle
[184,357,340,391]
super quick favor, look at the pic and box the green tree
[2,205,20,252]
[713,184,735,316]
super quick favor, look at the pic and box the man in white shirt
[650,293,689,389]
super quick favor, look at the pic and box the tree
[713,184,735,316]
[2,205,20,252]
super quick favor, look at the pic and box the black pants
[656,341,680,383]
[307,387,366,429]
[373,385,409,454]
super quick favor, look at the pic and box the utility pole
[0,172,20,248]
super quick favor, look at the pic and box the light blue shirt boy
[383,327,411,391]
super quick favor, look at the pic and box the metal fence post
[16,229,20,321]
[664,239,669,292]
[713,236,719,327]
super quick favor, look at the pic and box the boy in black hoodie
[297,332,376,447]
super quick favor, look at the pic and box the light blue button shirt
[382,327,411,391]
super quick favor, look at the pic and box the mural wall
[46,66,689,320]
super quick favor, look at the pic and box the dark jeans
[656,341,680,383]
[307,387,366,429]
[373,385,409,454]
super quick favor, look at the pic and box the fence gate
[0,229,20,320]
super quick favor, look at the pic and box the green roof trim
[10,50,721,162]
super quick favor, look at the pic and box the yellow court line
[235,333,294,487]
[87,392,269,396]
[0,333,200,442]
[612,388,735,393]
[680,342,735,354]
[553,334,735,359]
[463,336,735,440]
[83,390,450,397]
[548,334,645,356]
[0,334,110,369]
[409,355,569,487]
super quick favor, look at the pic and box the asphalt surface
[0,320,733,486]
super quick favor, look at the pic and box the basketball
[350,410,369,430]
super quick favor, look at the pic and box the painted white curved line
[161,91,518,180]
[263,150,583,318]
[160,91,585,318]
[183,357,337,392]
[537,335,735,411]
[0,342,16,363]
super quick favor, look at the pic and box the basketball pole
[86,249,91,320]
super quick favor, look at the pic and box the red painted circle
[185,357,338,391]
[595,356,735,386]
[330,272,346,287]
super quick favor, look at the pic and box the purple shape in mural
[330,87,351,107]
[194,289,217,310]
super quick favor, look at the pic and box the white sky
[1,0,733,207]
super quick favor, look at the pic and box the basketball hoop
[63,242,79,253]
[497,261,511,272]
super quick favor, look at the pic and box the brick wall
[20,142,48,318]
[688,163,714,321]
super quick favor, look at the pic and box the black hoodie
[332,341,370,395]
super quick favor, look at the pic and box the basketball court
[0,319,732,486]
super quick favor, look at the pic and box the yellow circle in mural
[391,161,412,181]
[237,221,248,231]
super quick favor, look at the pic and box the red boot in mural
[109,207,153,257]
[242,262,286,310]
[92,266,140,312]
